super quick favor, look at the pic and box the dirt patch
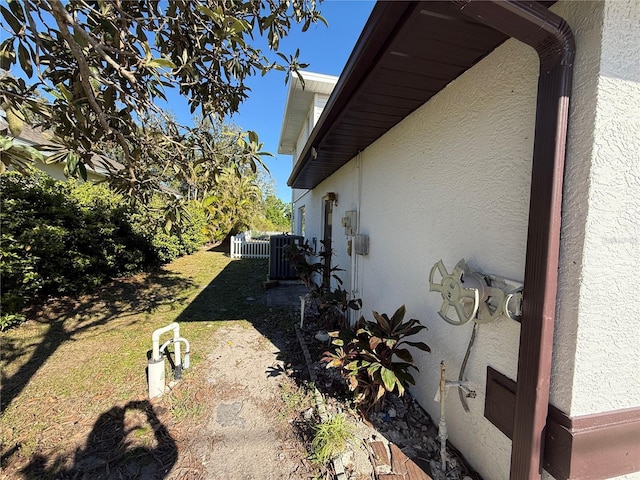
[1,321,315,480]
[186,324,313,480]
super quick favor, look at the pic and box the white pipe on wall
[439,361,448,470]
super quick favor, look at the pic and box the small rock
[430,459,447,480]
[388,407,397,418]
[303,408,314,420]
[426,437,439,453]
[314,331,330,342]
[395,421,407,431]
[341,449,353,466]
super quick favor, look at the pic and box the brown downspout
[449,1,575,479]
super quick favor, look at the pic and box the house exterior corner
[280,1,640,478]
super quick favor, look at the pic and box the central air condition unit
[269,235,304,280]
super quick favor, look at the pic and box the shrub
[0,171,209,324]
[285,241,361,330]
[323,305,430,411]
[142,201,208,263]
[0,172,160,314]
[0,313,26,332]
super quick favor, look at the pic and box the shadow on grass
[176,257,269,322]
[20,400,177,480]
[175,256,309,380]
[1,269,196,414]
[2,249,309,477]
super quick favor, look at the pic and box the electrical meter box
[354,234,369,255]
[341,210,358,235]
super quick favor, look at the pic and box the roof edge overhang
[287,1,415,187]
[277,71,338,155]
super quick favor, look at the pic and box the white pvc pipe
[175,337,190,369]
[160,336,191,370]
[152,322,180,366]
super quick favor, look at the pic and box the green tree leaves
[322,306,430,410]
[0,0,325,211]
[263,194,292,230]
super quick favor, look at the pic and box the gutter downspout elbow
[451,2,575,479]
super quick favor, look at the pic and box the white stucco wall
[303,35,539,480]
[355,35,538,479]
[554,0,640,420]
[290,0,639,478]
[293,160,361,292]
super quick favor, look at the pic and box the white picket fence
[230,232,270,259]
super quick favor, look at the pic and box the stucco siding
[561,0,640,417]
[552,0,605,415]
[290,0,638,477]
[307,31,539,480]
[357,36,538,479]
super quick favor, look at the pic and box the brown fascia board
[485,367,640,480]
[287,1,415,188]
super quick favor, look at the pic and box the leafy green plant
[0,313,25,331]
[0,170,209,323]
[284,241,323,294]
[319,285,363,329]
[323,305,430,411]
[284,241,361,329]
[310,414,355,466]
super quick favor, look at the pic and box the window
[298,205,306,236]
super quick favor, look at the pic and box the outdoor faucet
[160,337,191,380]
[444,380,476,398]
[435,362,477,470]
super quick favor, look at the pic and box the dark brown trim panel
[485,366,517,439]
[485,367,640,480]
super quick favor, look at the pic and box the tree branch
[47,0,134,186]
[46,0,138,85]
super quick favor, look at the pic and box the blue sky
[166,1,376,201]
[4,0,375,201]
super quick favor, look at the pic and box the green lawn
[0,248,280,477]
